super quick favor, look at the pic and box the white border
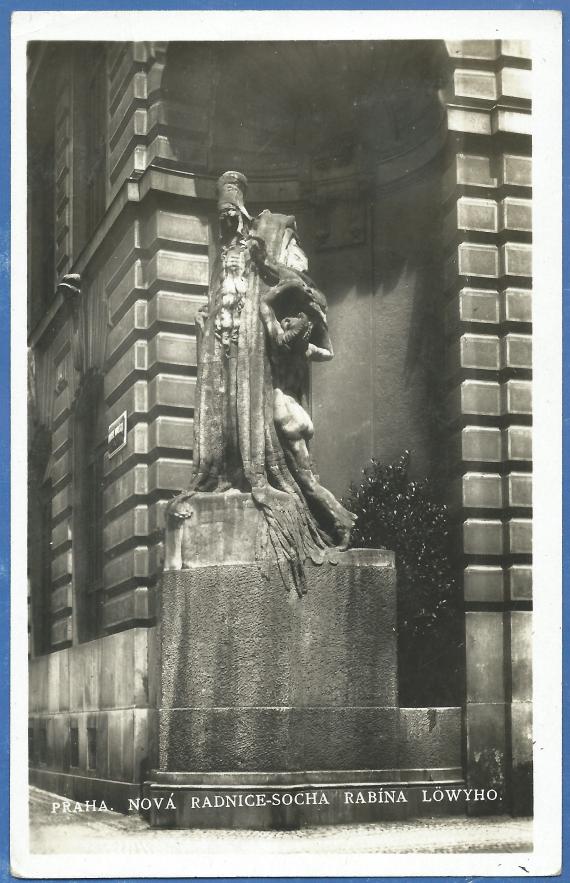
[11,9,563,878]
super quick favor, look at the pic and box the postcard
[10,8,562,879]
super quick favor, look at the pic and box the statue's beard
[219,209,243,243]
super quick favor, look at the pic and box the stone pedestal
[158,549,397,774]
[148,491,463,828]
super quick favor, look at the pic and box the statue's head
[217,171,251,221]
[282,312,313,348]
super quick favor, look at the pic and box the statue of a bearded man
[165,171,355,593]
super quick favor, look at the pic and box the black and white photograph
[11,10,562,878]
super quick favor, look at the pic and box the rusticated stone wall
[442,39,532,814]
[28,627,159,810]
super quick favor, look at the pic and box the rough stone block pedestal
[147,492,463,828]
[158,549,397,774]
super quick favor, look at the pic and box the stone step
[142,772,482,829]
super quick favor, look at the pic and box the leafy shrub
[343,451,462,706]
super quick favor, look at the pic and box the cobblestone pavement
[28,788,533,855]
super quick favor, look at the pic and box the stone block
[52,715,70,771]
[466,612,505,703]
[464,565,504,603]
[510,702,533,815]
[398,708,462,770]
[460,426,502,463]
[109,109,148,180]
[493,108,532,137]
[158,550,397,773]
[508,564,532,601]
[103,546,149,590]
[107,260,144,323]
[453,69,497,101]
[160,707,399,774]
[167,492,262,570]
[507,518,532,555]
[456,154,498,188]
[104,464,148,515]
[105,223,140,293]
[510,612,532,702]
[503,379,532,416]
[461,472,503,509]
[52,384,71,425]
[148,331,197,371]
[463,519,504,556]
[502,334,532,370]
[51,549,72,584]
[148,290,207,328]
[446,106,492,136]
[29,657,49,713]
[457,288,500,325]
[134,707,158,781]
[499,67,532,101]
[102,586,151,630]
[505,473,532,509]
[105,423,150,482]
[458,243,500,278]
[149,374,196,411]
[501,242,532,277]
[69,641,100,712]
[502,155,532,188]
[98,632,133,709]
[108,709,135,781]
[457,197,499,232]
[141,210,208,250]
[148,415,193,452]
[446,40,500,60]
[105,340,148,402]
[459,334,501,371]
[104,505,150,552]
[465,702,507,810]
[504,287,532,324]
[106,301,148,362]
[51,583,72,615]
[502,198,532,233]
[145,250,209,290]
[109,72,147,143]
[51,517,72,553]
[148,458,193,494]
[95,712,110,779]
[455,380,501,417]
[501,40,531,59]
[106,379,149,423]
[51,417,70,457]
[48,648,70,714]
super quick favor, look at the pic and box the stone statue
[165,171,355,592]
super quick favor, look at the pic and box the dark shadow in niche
[162,39,449,478]
[162,40,448,185]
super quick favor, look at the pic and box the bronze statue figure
[166,171,354,592]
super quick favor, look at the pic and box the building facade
[27,39,532,813]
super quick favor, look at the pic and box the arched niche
[161,40,450,495]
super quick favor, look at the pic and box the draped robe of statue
[166,204,355,594]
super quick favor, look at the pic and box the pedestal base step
[143,769,470,829]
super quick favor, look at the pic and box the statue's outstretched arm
[307,340,333,362]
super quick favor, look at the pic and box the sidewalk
[29,787,533,855]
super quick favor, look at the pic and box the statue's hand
[247,235,267,264]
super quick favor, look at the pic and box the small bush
[343,451,462,706]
